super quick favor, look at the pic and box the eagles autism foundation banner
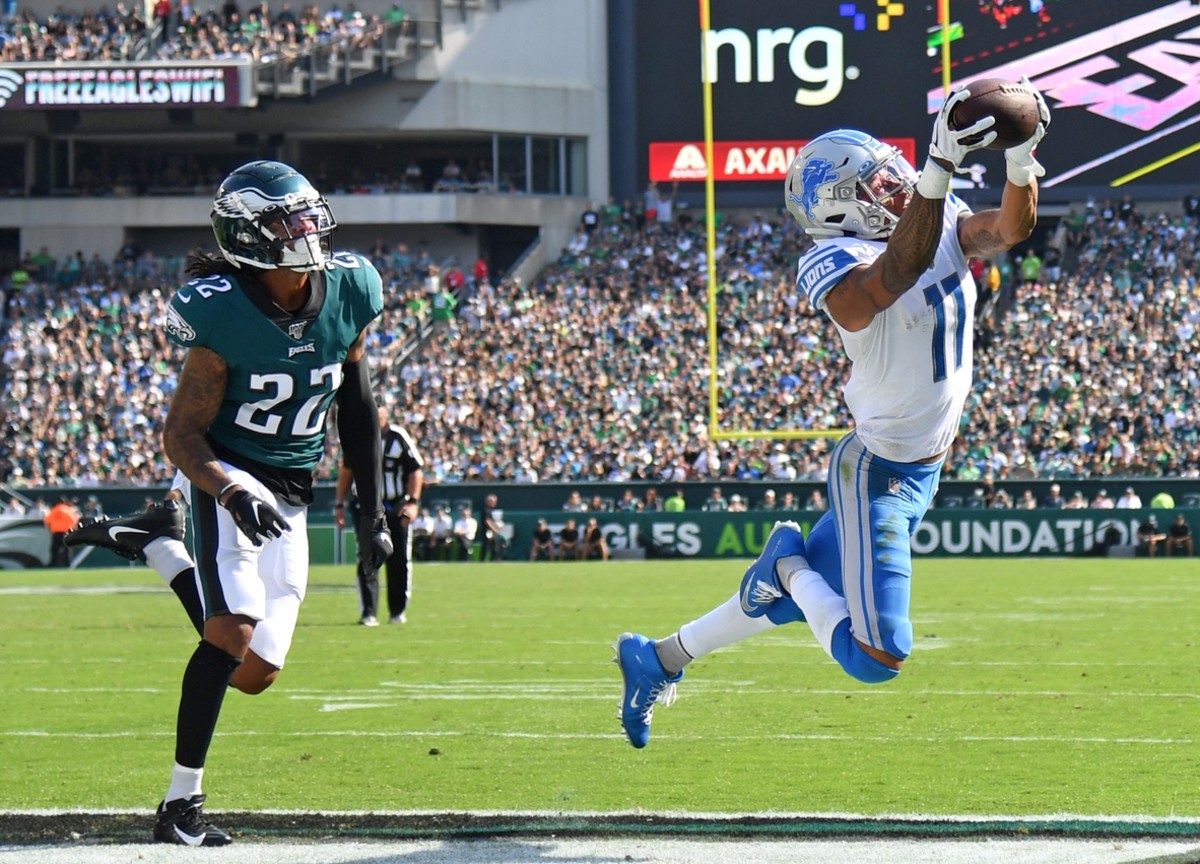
[42,508,1192,568]
[326,511,1190,564]
[0,62,255,110]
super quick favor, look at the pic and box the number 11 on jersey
[923,274,965,382]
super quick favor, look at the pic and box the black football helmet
[210,160,336,272]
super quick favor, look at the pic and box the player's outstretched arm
[957,175,1038,261]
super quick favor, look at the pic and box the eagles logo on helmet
[210,160,337,272]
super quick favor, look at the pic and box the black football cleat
[65,500,186,562]
[153,794,231,846]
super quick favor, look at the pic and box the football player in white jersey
[614,80,1050,748]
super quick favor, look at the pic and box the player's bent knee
[844,640,902,684]
[229,672,276,695]
[230,652,280,695]
[830,620,901,684]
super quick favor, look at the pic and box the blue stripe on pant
[808,430,942,671]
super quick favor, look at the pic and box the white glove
[930,88,998,169]
[918,88,997,198]
[1005,76,1052,187]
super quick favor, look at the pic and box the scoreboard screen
[630,1,1200,194]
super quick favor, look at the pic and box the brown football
[949,77,1040,150]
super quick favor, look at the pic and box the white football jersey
[796,196,975,463]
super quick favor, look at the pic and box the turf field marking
[0,729,1193,745]
[7,657,1186,669]
[14,683,1200,700]
[24,686,165,693]
[0,585,162,596]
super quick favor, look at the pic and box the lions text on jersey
[164,252,384,471]
[795,195,975,463]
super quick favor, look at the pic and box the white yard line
[2,730,1193,744]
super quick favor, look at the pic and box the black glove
[224,489,289,546]
[358,511,393,570]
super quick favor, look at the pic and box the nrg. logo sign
[700,3,905,106]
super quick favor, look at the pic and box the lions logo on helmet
[784,129,916,241]
[210,160,337,272]
[793,157,837,221]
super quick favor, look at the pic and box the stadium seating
[2,197,1199,490]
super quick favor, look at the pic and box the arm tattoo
[163,347,232,499]
[880,196,943,296]
[965,227,1005,259]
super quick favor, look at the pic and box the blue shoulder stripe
[796,247,859,308]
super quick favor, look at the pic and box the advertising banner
[632,0,1200,192]
[53,509,1192,569]
[648,138,917,183]
[0,63,254,110]
[470,510,1185,561]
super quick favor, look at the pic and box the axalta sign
[648,139,917,183]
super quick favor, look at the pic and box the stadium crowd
[2,194,1200,491]
[0,0,407,63]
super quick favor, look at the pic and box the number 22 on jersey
[235,363,345,438]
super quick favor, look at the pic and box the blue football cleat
[613,632,682,749]
[740,521,807,625]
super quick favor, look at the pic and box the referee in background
[336,404,424,625]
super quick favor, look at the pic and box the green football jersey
[164,252,384,471]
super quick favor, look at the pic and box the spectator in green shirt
[663,489,686,512]
[1150,491,1176,509]
[431,290,457,322]
[1019,250,1042,286]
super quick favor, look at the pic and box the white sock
[781,561,849,659]
[165,763,203,804]
[144,539,195,587]
[676,594,778,661]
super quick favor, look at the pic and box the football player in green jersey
[150,160,393,846]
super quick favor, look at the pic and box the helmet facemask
[258,201,337,272]
[853,158,916,239]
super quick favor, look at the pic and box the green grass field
[1,557,1197,818]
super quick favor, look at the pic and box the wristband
[402,495,419,506]
[217,481,239,506]
[334,501,345,509]
[915,157,951,199]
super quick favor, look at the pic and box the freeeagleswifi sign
[0,62,255,110]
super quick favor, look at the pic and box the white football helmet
[784,129,917,241]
